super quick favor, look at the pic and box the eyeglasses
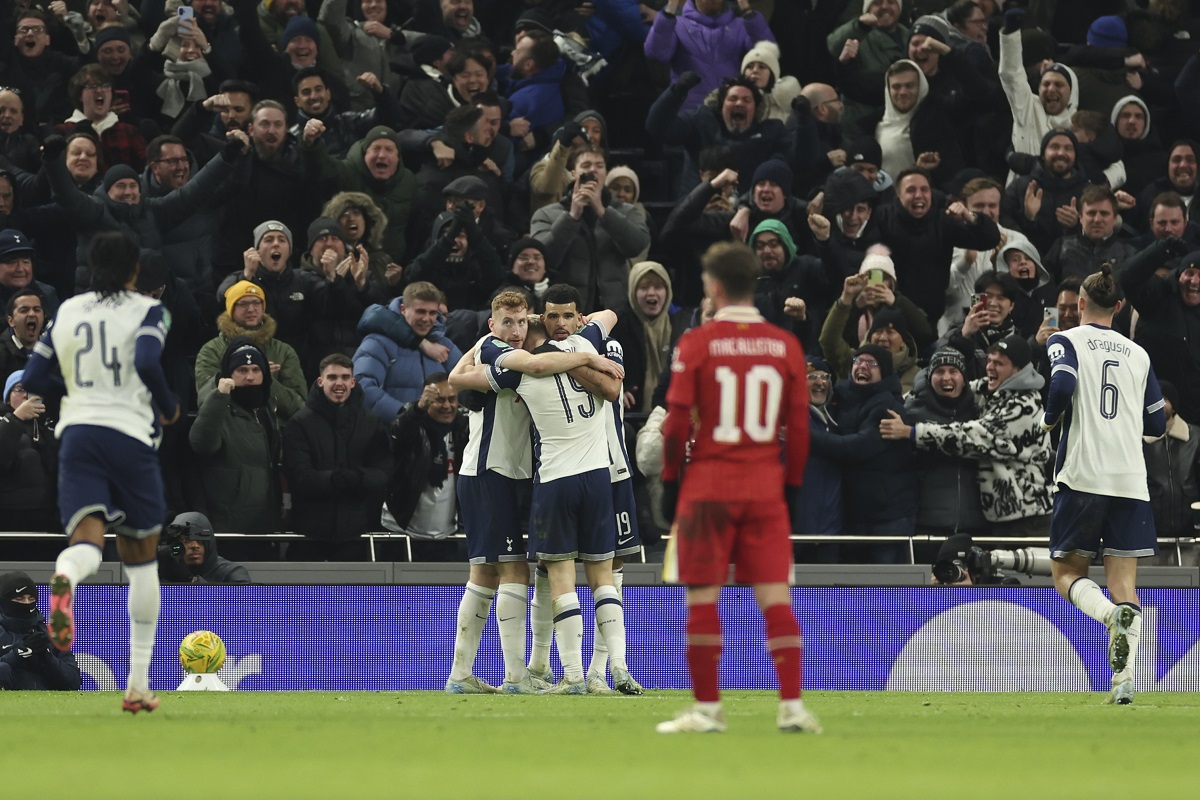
[16,26,47,35]
[82,83,113,91]
[234,298,263,308]
[851,357,880,368]
[8,385,26,396]
[154,157,189,167]
[807,372,831,383]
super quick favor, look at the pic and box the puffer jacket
[193,315,308,421]
[913,366,1053,523]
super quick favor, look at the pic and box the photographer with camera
[157,512,251,585]
[0,572,81,690]
[931,534,1053,586]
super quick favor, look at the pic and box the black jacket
[0,609,80,691]
[0,406,58,531]
[1002,162,1091,258]
[385,401,468,529]
[282,383,393,543]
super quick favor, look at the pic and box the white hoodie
[876,59,930,179]
[998,30,1079,182]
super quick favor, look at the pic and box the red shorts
[665,498,793,586]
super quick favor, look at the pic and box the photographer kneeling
[157,512,252,585]
[932,534,1053,586]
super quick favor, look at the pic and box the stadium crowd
[2,0,1200,566]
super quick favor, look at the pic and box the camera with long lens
[160,523,191,560]
[933,536,1054,585]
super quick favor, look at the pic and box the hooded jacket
[876,60,930,180]
[610,262,691,412]
[826,4,911,141]
[0,603,81,691]
[282,382,392,543]
[1110,94,1166,195]
[167,512,251,584]
[997,232,1058,337]
[999,30,1080,168]
[913,366,1053,523]
[319,190,392,281]
[194,314,307,421]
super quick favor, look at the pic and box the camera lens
[932,559,966,585]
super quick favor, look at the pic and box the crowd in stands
[3,0,1200,566]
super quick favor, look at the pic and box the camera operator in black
[157,512,252,585]
[0,571,81,690]
[932,534,1054,586]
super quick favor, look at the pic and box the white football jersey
[45,291,168,449]
[1048,324,1157,499]
[459,335,533,480]
[602,337,632,484]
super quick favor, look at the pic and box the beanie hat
[220,335,270,377]
[605,166,641,203]
[858,244,897,281]
[102,164,138,193]
[0,570,38,618]
[854,343,894,377]
[750,218,797,262]
[823,168,877,216]
[93,25,132,51]
[846,136,883,169]
[410,34,454,67]
[443,175,489,201]
[253,220,293,250]
[362,125,400,151]
[862,0,903,12]
[1160,380,1180,413]
[509,236,546,266]
[929,347,967,375]
[867,307,913,348]
[910,19,948,45]
[223,280,266,317]
[741,41,781,81]
[1087,15,1128,48]
[988,334,1031,371]
[281,15,319,49]
[306,216,346,250]
[1040,126,1078,156]
[1021,28,1058,68]
[4,370,24,404]
[751,158,793,196]
[1041,63,1073,89]
[806,354,832,375]
[936,533,974,564]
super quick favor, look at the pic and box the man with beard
[194,279,307,422]
[1110,96,1164,199]
[1001,128,1090,260]
[1135,141,1199,234]
[1044,186,1135,283]
[169,79,259,166]
[283,353,392,561]
[289,67,398,159]
[749,219,825,351]
[826,0,909,141]
[0,572,80,691]
[0,10,77,126]
[190,337,283,540]
[499,30,567,158]
[411,106,504,243]
[646,74,790,196]
[405,0,482,43]
[1,290,45,384]
[156,512,251,584]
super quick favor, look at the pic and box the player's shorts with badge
[1049,485,1158,559]
[664,497,792,585]
[58,425,166,538]
[612,478,641,558]
[530,468,615,562]
[458,471,531,564]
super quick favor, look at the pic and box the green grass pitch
[7,690,1196,798]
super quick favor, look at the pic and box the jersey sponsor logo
[1048,343,1066,363]
[490,337,511,350]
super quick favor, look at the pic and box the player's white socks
[588,570,624,678]
[496,583,529,684]
[1068,578,1117,625]
[449,582,494,681]
[527,567,553,676]
[552,592,585,683]
[593,585,629,673]
[1114,606,1143,684]
[125,561,160,693]
[55,542,103,588]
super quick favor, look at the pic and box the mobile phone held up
[1043,306,1059,328]
[178,5,195,22]
[867,268,884,285]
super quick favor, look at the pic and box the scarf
[157,58,212,119]
[67,108,118,135]
[627,261,674,412]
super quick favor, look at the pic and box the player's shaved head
[702,241,760,302]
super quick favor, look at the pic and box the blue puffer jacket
[500,59,569,131]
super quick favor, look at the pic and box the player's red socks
[686,603,722,702]
[764,604,803,701]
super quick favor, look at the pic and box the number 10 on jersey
[712,365,783,443]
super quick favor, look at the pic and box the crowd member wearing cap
[506,237,551,301]
[189,336,284,539]
[0,572,81,691]
[193,277,307,421]
[809,168,881,278]
[881,332,1052,535]
[826,0,910,142]
[303,121,417,263]
[1142,380,1200,553]
[0,230,59,320]
[606,166,652,262]
[320,190,395,287]
[1044,186,1136,284]
[997,7,1080,182]
[246,0,343,95]
[404,204,505,312]
[0,370,59,535]
[440,170,516,256]
[842,135,893,197]
[91,24,157,122]
[157,511,251,583]
[810,341,917,564]
[288,66,400,159]
[283,352,392,561]
[411,106,506,245]
[896,346,988,541]
[56,63,147,171]
[1,289,47,383]
[1000,128,1098,258]
[792,355,844,564]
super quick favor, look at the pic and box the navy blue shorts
[458,472,530,564]
[612,478,641,558]
[1050,486,1158,559]
[530,468,615,562]
[58,425,165,539]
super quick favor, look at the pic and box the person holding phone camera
[157,512,251,584]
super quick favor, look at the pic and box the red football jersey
[662,306,809,501]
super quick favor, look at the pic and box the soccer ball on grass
[179,630,226,674]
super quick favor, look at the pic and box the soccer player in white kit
[22,232,182,714]
[1044,264,1166,705]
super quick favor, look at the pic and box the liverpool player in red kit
[658,241,821,734]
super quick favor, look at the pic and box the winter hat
[823,168,877,215]
[1021,29,1058,68]
[102,164,138,194]
[223,280,266,317]
[4,370,24,404]
[281,15,319,49]
[0,570,38,618]
[936,533,974,564]
[741,41,781,80]
[1160,380,1180,413]
[1178,250,1200,276]
[253,220,293,250]
[858,244,897,281]
[1040,126,1078,155]
[509,236,546,267]
[514,8,555,34]
[1041,63,1073,89]
[853,343,894,377]
[220,335,270,377]
[410,35,454,67]
[806,354,832,376]
[1111,95,1151,140]
[1087,15,1128,48]
[862,0,902,12]
[988,334,1031,371]
[866,307,913,349]
[751,158,793,196]
[910,17,948,44]
[362,126,400,152]
[443,175,489,201]
[306,216,346,250]
[846,136,883,169]
[605,166,640,203]
[929,347,967,375]
[750,219,797,261]
[93,25,132,51]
